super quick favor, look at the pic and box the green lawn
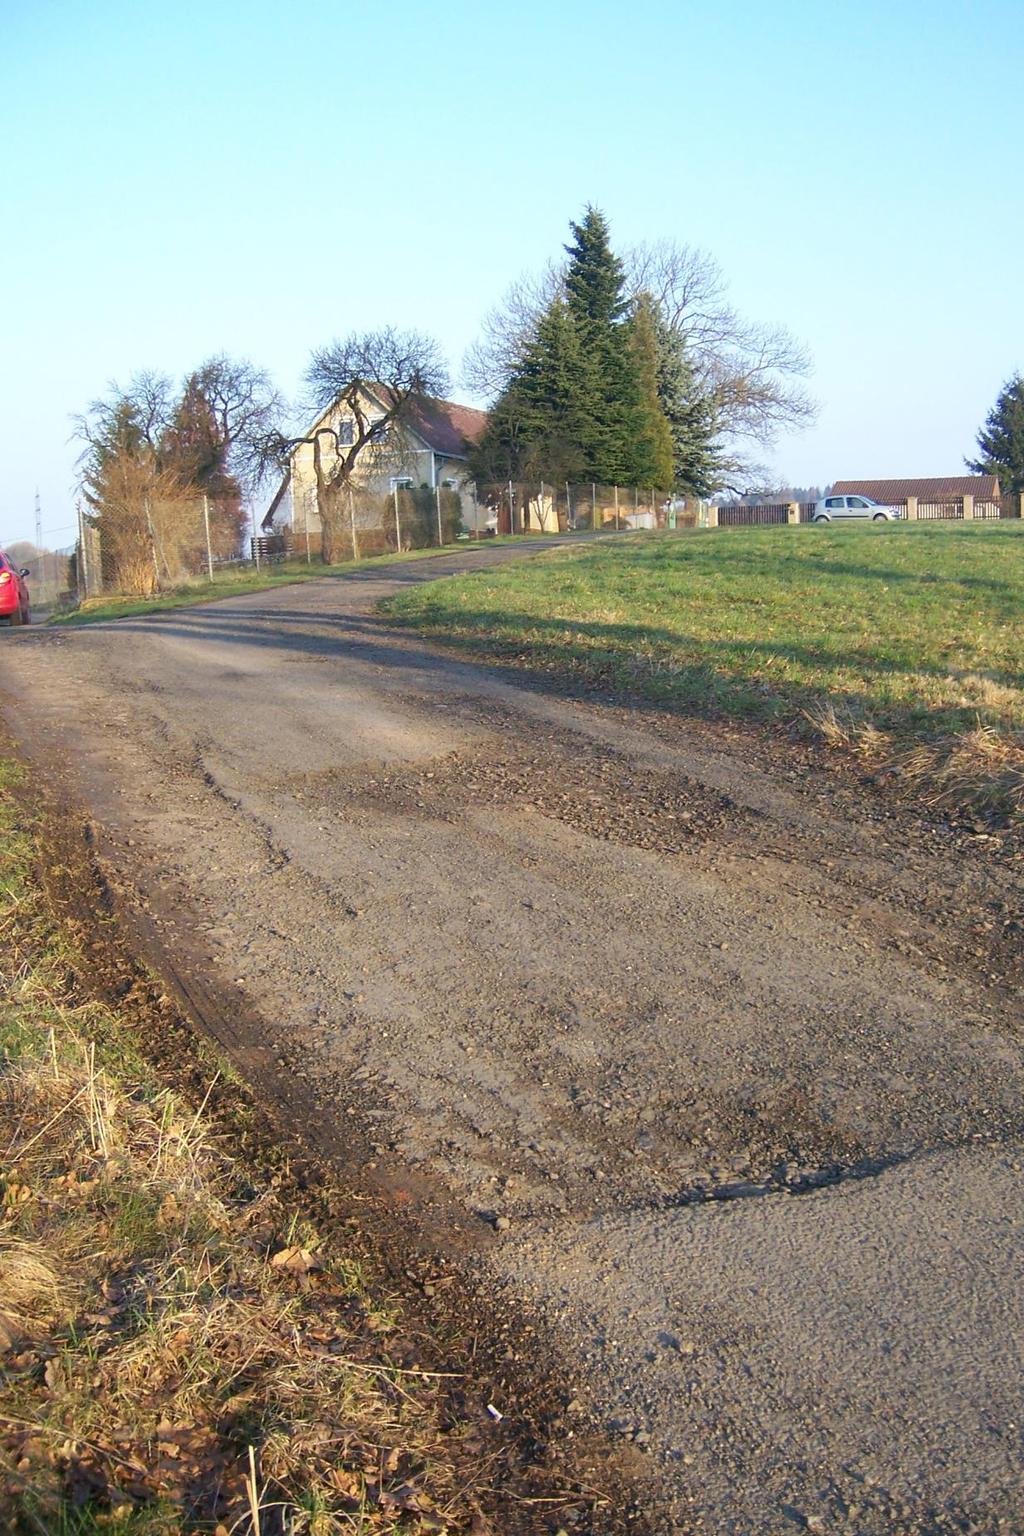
[383,522,1024,810]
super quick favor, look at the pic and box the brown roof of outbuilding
[832,476,1001,501]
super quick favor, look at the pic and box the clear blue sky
[2,0,1021,545]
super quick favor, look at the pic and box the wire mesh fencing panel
[80,493,252,597]
[476,482,677,535]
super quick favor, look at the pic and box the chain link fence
[476,482,690,534]
[73,480,1023,602]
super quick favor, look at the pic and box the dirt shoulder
[1,550,1022,1533]
[1,765,648,1534]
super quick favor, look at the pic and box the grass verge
[50,538,564,627]
[0,762,501,1534]
[383,522,1024,818]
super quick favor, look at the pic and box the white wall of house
[279,398,481,536]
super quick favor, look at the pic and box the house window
[369,419,388,442]
[336,419,354,446]
[390,476,414,492]
[441,478,458,490]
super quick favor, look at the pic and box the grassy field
[0,762,493,1533]
[384,522,1024,815]
[50,537,554,627]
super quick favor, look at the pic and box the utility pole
[393,484,402,552]
[435,483,443,547]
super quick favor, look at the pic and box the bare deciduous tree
[264,328,448,565]
[180,355,285,492]
[462,263,562,399]
[76,358,284,591]
[629,239,815,485]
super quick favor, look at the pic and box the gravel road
[2,545,1022,1534]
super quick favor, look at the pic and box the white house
[262,387,488,537]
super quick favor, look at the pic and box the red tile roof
[832,476,1001,502]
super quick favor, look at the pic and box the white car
[813,494,901,523]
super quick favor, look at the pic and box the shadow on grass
[32,589,1023,743]
[573,540,1023,604]
[386,603,1024,690]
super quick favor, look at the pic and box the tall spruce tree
[652,314,720,495]
[966,373,1024,493]
[473,207,678,489]
[626,292,675,489]
[563,206,639,482]
[472,297,589,483]
[512,297,589,480]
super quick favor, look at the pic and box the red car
[0,553,30,626]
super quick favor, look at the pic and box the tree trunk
[318,483,345,565]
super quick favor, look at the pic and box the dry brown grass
[0,778,496,1535]
[896,724,1024,817]
[0,1238,65,1349]
[801,704,1024,819]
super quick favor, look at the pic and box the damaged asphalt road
[2,544,1022,1534]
